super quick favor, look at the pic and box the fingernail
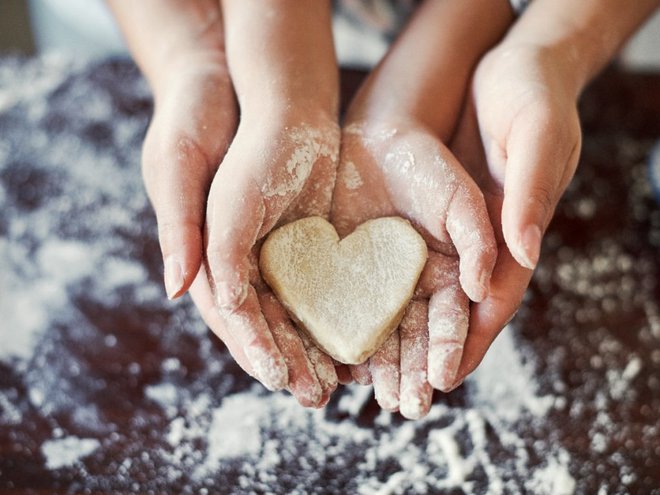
[164,257,184,300]
[518,224,542,269]
[435,347,462,392]
[479,268,490,294]
[446,378,464,393]
[473,268,490,302]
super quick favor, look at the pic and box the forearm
[348,0,513,139]
[221,0,338,118]
[503,0,660,96]
[106,0,225,98]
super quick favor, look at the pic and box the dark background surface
[0,0,34,55]
[0,57,658,494]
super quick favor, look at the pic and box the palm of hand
[141,42,343,406]
[331,123,486,419]
[196,113,342,407]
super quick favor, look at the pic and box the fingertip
[350,363,372,386]
[399,387,432,420]
[315,390,333,409]
[164,256,185,300]
[159,224,204,300]
[335,364,354,385]
[512,223,542,270]
[291,380,323,408]
[374,388,399,412]
[164,251,204,300]
[459,273,487,304]
[247,350,288,391]
[428,345,462,392]
[458,254,493,303]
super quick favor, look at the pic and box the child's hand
[195,0,341,405]
[110,0,341,406]
[327,0,509,419]
[199,110,340,405]
[331,120,497,419]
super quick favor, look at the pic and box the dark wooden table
[0,57,658,494]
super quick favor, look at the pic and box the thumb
[205,161,265,310]
[142,131,214,300]
[500,105,581,269]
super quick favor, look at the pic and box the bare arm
[449,0,659,388]
[332,0,514,417]
[504,0,660,96]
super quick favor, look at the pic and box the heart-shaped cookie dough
[260,216,427,364]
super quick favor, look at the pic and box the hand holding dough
[260,216,428,364]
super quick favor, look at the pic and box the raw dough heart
[260,216,427,364]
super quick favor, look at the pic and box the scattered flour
[41,436,101,470]
[1,57,658,494]
[145,383,179,419]
[471,326,555,421]
[202,394,265,467]
[341,160,364,190]
[607,356,642,400]
[527,451,576,495]
[337,384,374,417]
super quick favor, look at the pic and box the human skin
[108,0,658,415]
[448,0,660,388]
[107,0,341,407]
[333,0,658,416]
[332,0,512,419]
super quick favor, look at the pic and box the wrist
[239,106,339,145]
[238,79,339,121]
[484,41,583,103]
[108,0,227,98]
[500,0,660,96]
[499,32,596,98]
[344,0,513,139]
[149,50,229,104]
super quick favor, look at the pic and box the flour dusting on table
[1,57,658,494]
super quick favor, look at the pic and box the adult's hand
[448,0,659,385]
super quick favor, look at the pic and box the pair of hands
[126,0,584,418]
